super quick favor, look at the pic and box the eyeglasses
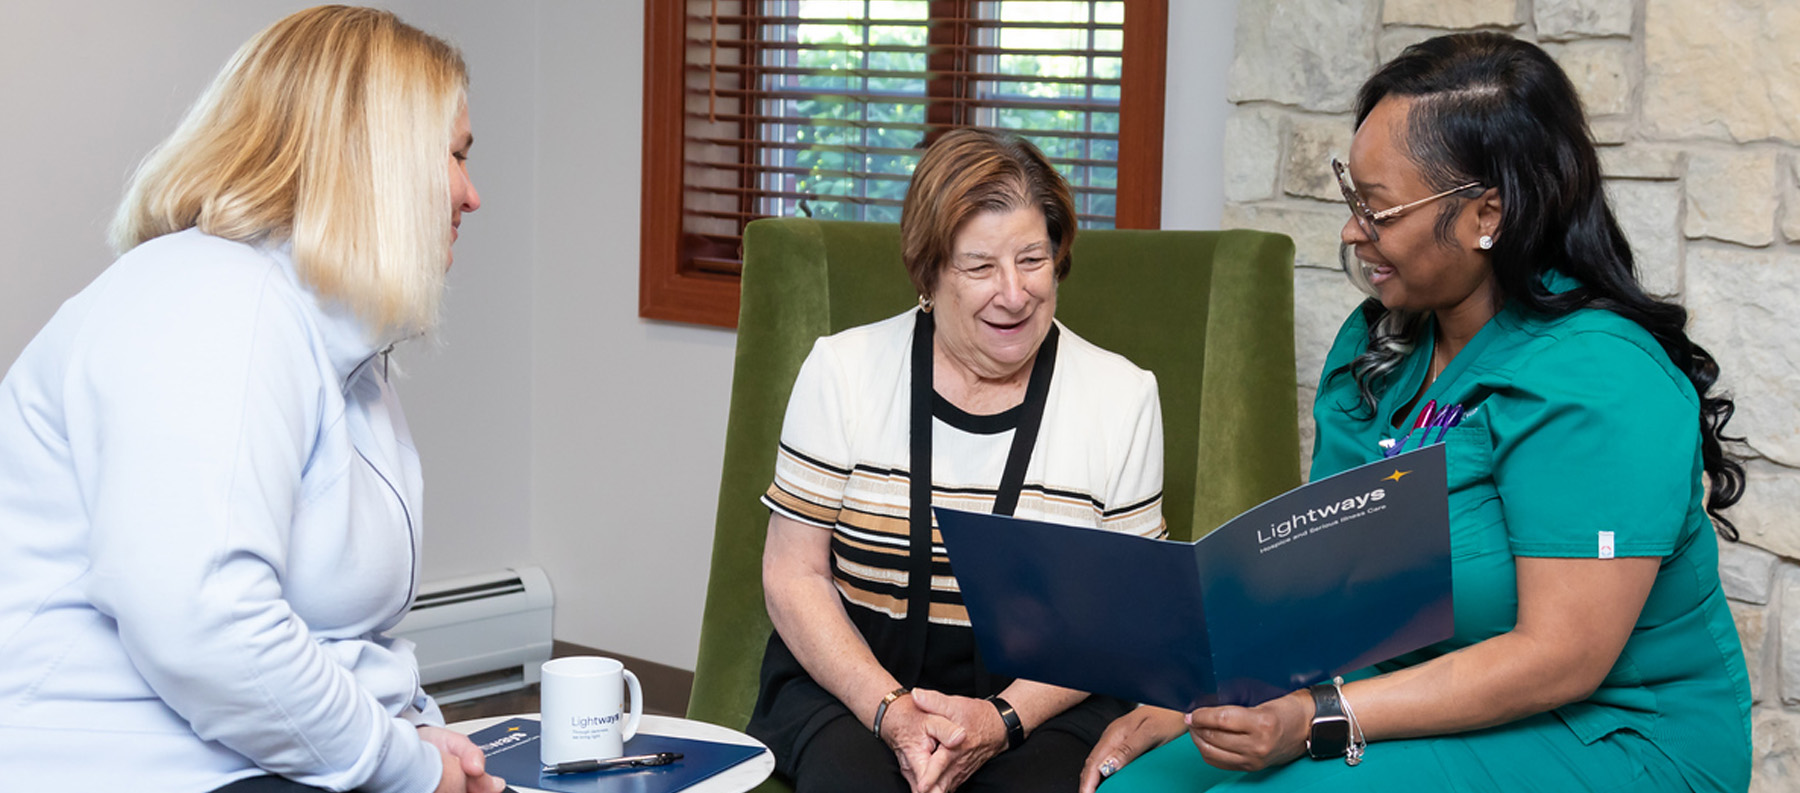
[1332,158,1481,242]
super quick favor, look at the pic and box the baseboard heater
[389,566,554,705]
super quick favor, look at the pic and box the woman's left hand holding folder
[1078,706,1186,792]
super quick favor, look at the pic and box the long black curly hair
[1331,32,1745,540]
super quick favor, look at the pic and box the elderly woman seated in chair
[746,128,1168,793]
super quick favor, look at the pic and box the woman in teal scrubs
[1079,32,1751,793]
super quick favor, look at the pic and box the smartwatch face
[1308,715,1351,759]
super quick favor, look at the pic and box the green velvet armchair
[686,218,1302,768]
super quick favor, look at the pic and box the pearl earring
[1478,235,1494,250]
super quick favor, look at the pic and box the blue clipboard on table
[468,718,765,793]
[936,444,1453,712]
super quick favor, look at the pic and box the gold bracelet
[872,686,911,736]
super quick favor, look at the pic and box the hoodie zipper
[348,346,419,614]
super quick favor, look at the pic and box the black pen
[542,752,683,775]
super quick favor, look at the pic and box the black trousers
[787,712,1092,793]
[208,779,330,793]
[208,776,519,793]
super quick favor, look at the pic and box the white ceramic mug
[539,656,643,765]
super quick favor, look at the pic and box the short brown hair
[900,128,1077,297]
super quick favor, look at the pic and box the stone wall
[1222,1,1800,788]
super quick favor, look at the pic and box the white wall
[1,3,290,359]
[1163,0,1240,229]
[0,0,1238,671]
[527,0,740,669]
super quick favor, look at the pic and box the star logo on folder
[1383,469,1411,482]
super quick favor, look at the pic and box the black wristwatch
[1307,683,1351,759]
[987,695,1025,751]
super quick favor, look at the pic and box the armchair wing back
[687,218,1301,742]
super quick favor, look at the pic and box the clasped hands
[878,688,1010,793]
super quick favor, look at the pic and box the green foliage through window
[756,0,1123,229]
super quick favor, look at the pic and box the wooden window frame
[640,0,1168,328]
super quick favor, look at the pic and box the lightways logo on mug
[538,656,644,765]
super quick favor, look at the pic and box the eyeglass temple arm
[1368,181,1485,220]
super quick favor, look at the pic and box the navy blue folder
[936,444,1453,711]
[467,717,766,793]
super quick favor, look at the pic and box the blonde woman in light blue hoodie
[0,7,494,793]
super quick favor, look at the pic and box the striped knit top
[763,311,1166,628]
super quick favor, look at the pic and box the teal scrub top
[1311,276,1752,793]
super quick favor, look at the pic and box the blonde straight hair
[110,5,467,335]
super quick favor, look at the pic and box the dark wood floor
[438,641,695,723]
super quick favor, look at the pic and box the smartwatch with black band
[987,695,1025,751]
[1307,683,1351,759]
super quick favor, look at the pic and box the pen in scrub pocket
[1381,401,1470,458]
[1413,399,1437,432]
[1432,404,1465,442]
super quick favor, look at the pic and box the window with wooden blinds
[641,0,1168,327]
